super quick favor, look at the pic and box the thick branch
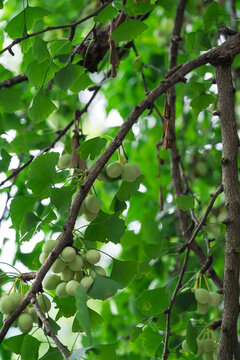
[215,64,240,360]
[31,295,70,359]
[0,73,28,88]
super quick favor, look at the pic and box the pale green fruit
[36,294,51,313]
[202,339,215,353]
[9,292,21,308]
[106,161,123,178]
[131,163,141,177]
[43,274,61,290]
[84,210,98,222]
[80,277,94,291]
[196,302,208,314]
[56,282,68,298]
[51,258,66,273]
[18,313,33,332]
[85,195,101,214]
[195,288,210,304]
[197,339,204,354]
[68,255,83,272]
[61,267,75,282]
[202,353,214,360]
[39,252,48,264]
[78,201,86,216]
[182,340,190,352]
[58,154,71,169]
[86,249,101,264]
[42,240,57,255]
[0,295,14,314]
[61,246,76,263]
[122,163,137,182]
[28,308,38,323]
[66,280,79,296]
[90,266,106,279]
[209,292,221,307]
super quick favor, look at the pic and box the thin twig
[31,295,70,359]
[0,1,112,56]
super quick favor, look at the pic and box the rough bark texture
[215,64,240,360]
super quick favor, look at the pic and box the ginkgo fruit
[194,288,210,304]
[68,255,83,271]
[56,282,68,298]
[18,313,33,332]
[80,277,94,291]
[51,258,66,273]
[28,308,38,323]
[61,267,75,282]
[42,240,57,255]
[209,292,221,307]
[196,302,208,314]
[202,339,215,353]
[122,163,137,182]
[61,246,76,262]
[85,249,101,264]
[57,154,71,169]
[66,280,79,296]
[90,266,106,279]
[106,161,123,178]
[182,339,190,352]
[43,274,61,290]
[36,294,51,313]
[0,295,14,315]
[84,195,101,213]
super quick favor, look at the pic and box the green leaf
[44,317,61,335]
[111,18,148,42]
[94,5,118,23]
[111,259,138,287]
[130,327,142,342]
[203,2,220,29]
[116,176,143,201]
[75,285,92,344]
[85,211,125,244]
[26,60,58,87]
[135,288,168,316]
[0,89,24,113]
[0,1,3,9]
[50,187,73,213]
[195,29,211,50]
[54,296,77,320]
[70,73,93,92]
[5,6,50,39]
[173,291,195,312]
[5,334,26,355]
[27,152,59,196]
[88,275,122,300]
[32,37,50,63]
[0,149,11,172]
[90,344,117,360]
[20,212,39,236]
[124,0,156,15]
[77,137,107,161]
[39,347,62,360]
[55,64,85,91]
[176,195,195,211]
[186,320,198,354]
[21,334,40,360]
[141,326,163,357]
[190,93,215,111]
[73,308,103,332]
[10,196,36,230]
[28,89,57,123]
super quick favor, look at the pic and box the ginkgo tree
[0,0,240,359]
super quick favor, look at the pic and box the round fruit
[78,201,86,216]
[202,339,215,353]
[9,292,21,308]
[61,246,76,263]
[80,277,94,291]
[36,294,51,313]
[196,302,208,314]
[39,252,48,264]
[86,249,101,265]
[197,339,204,354]
[84,195,101,214]
[42,240,57,255]
[68,255,83,272]
[182,340,190,352]
[90,266,106,279]
[56,282,68,298]
[61,267,75,282]
[51,258,66,273]
[122,163,137,182]
[66,280,79,296]
[57,154,71,169]
[18,313,33,332]
[131,163,141,177]
[28,308,38,323]
[209,292,221,307]
[202,353,215,360]
[43,274,61,290]
[84,210,98,222]
[106,161,123,178]
[0,295,14,314]
[194,288,210,304]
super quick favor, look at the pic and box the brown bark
[215,64,240,360]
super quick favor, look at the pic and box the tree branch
[31,295,70,359]
[215,63,240,360]
[0,73,28,88]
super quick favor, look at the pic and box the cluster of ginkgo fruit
[192,274,221,315]
[182,330,218,360]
